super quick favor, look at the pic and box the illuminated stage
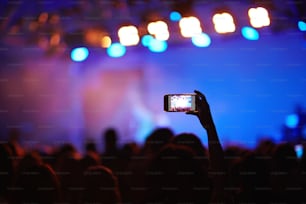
[0,1,306,151]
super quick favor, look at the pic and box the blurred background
[0,0,306,152]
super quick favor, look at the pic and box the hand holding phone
[164,94,197,112]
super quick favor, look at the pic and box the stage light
[286,114,299,128]
[38,12,48,24]
[248,7,270,28]
[49,14,60,25]
[107,43,126,58]
[50,33,61,46]
[101,36,112,48]
[141,34,153,47]
[118,25,140,46]
[212,12,236,34]
[170,11,182,21]
[70,47,89,62]
[148,39,167,53]
[85,29,110,47]
[298,21,306,31]
[294,144,303,159]
[179,16,202,37]
[241,26,259,40]
[147,21,169,41]
[191,33,211,47]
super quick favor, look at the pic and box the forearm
[205,122,227,202]
[205,122,225,172]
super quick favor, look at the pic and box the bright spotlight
[212,12,236,34]
[118,25,139,46]
[298,21,306,31]
[107,43,126,58]
[286,114,299,128]
[179,16,202,37]
[241,26,259,40]
[147,21,170,41]
[248,7,270,28]
[101,36,112,48]
[170,11,182,21]
[70,47,89,62]
[148,39,167,53]
[191,33,211,47]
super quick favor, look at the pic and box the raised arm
[187,90,226,202]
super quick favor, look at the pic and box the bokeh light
[286,114,299,128]
[101,36,112,48]
[107,43,126,58]
[179,16,202,37]
[147,21,170,41]
[170,11,182,21]
[298,21,306,31]
[248,7,270,28]
[118,25,140,46]
[294,144,303,159]
[191,33,211,47]
[148,39,167,53]
[141,35,154,47]
[212,12,236,34]
[241,26,259,40]
[70,47,89,62]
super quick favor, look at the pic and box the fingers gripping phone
[164,94,197,112]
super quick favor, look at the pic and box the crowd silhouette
[1,90,306,203]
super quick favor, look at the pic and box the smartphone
[164,94,197,112]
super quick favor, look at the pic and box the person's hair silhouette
[10,164,61,204]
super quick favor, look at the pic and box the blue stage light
[191,33,211,47]
[148,39,167,53]
[294,144,303,159]
[241,26,259,40]
[286,114,299,128]
[298,21,306,31]
[141,35,153,47]
[170,11,182,21]
[107,43,126,58]
[70,47,89,62]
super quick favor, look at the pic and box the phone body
[164,94,197,112]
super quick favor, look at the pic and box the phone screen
[164,94,196,112]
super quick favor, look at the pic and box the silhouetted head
[103,128,118,151]
[255,138,276,156]
[172,133,209,169]
[272,142,297,171]
[80,153,100,172]
[85,140,97,153]
[120,142,139,160]
[238,152,270,189]
[11,164,61,204]
[144,127,174,154]
[17,151,43,174]
[173,133,207,156]
[82,165,121,204]
[146,144,211,203]
[58,143,77,159]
